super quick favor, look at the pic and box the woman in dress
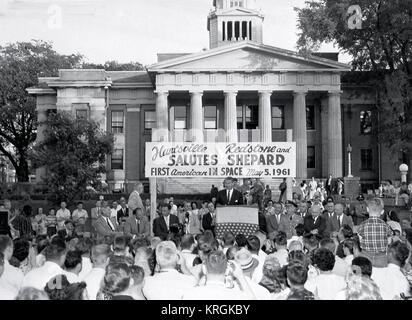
[308,177,318,200]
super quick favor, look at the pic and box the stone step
[163,177,285,195]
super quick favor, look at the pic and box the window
[237,105,258,129]
[204,106,217,129]
[361,149,373,170]
[306,105,315,130]
[144,111,156,129]
[230,0,243,7]
[111,111,124,134]
[111,149,124,170]
[245,105,258,129]
[76,110,88,120]
[272,106,285,129]
[307,146,316,169]
[360,111,372,134]
[174,106,187,129]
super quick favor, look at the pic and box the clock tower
[208,0,264,49]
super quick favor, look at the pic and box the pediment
[149,42,351,73]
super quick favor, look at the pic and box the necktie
[106,218,114,231]
[227,190,231,204]
[137,219,140,233]
[338,216,341,228]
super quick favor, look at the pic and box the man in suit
[117,198,129,224]
[216,177,244,206]
[266,202,289,235]
[128,182,144,213]
[124,208,150,239]
[93,207,122,238]
[323,201,336,238]
[330,203,354,232]
[202,202,216,235]
[153,204,179,240]
[303,204,326,238]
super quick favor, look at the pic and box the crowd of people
[0,178,411,300]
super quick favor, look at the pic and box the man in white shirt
[271,231,289,267]
[63,250,82,283]
[143,241,197,300]
[372,240,410,300]
[22,242,74,290]
[71,202,88,224]
[234,248,271,300]
[305,248,346,300]
[56,202,71,230]
[320,238,348,277]
[0,252,18,299]
[247,235,266,283]
[75,237,94,280]
[179,234,198,270]
[182,250,255,300]
[0,237,23,299]
[83,244,111,300]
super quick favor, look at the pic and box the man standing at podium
[217,177,244,206]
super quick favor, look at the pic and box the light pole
[347,144,353,178]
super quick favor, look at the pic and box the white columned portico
[155,90,169,142]
[293,90,308,179]
[190,90,204,142]
[258,90,272,142]
[327,91,343,177]
[224,90,238,142]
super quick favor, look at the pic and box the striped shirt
[357,217,391,253]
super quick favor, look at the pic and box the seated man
[153,204,179,241]
[124,208,150,239]
[92,207,122,239]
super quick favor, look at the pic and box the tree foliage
[82,60,145,71]
[0,40,83,181]
[30,112,114,204]
[295,0,412,152]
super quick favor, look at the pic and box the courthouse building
[28,0,407,194]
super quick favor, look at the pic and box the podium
[215,205,259,238]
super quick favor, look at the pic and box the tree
[30,112,114,204]
[82,60,144,71]
[295,0,412,152]
[0,40,83,181]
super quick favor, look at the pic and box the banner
[145,142,296,178]
[215,206,259,238]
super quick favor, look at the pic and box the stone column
[293,90,308,179]
[224,90,238,142]
[190,90,204,142]
[154,90,169,142]
[258,90,272,142]
[328,91,343,177]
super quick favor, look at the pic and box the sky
[0,0,351,66]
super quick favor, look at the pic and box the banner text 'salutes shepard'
[145,142,296,178]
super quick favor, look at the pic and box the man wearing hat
[350,194,368,226]
[234,248,271,299]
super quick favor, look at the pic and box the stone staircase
[163,177,285,197]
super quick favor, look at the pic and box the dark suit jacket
[266,214,289,235]
[117,207,129,224]
[202,212,214,231]
[93,216,120,238]
[153,214,179,240]
[329,213,354,232]
[216,189,244,206]
[303,215,326,238]
[124,215,150,238]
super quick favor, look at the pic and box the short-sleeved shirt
[357,217,392,253]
